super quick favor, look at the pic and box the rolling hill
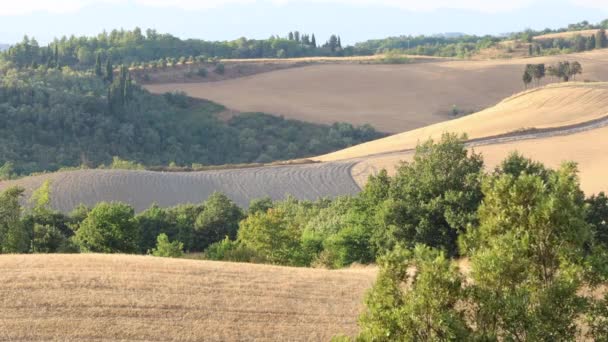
[2,82,608,212]
[0,254,377,341]
[145,49,608,133]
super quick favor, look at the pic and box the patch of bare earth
[145,49,608,133]
[0,254,377,341]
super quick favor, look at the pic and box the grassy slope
[145,49,608,133]
[0,254,377,341]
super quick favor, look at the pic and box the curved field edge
[316,82,608,162]
[148,50,608,134]
[351,123,608,196]
[0,254,377,341]
[0,162,361,213]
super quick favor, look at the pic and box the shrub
[197,68,208,77]
[214,63,225,75]
[151,233,184,258]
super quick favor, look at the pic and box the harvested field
[0,254,377,341]
[351,123,608,196]
[316,82,608,161]
[0,162,360,213]
[145,49,608,133]
[533,29,599,41]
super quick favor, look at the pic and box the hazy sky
[1,0,607,44]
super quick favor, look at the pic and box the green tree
[358,245,470,341]
[374,133,484,256]
[586,192,608,248]
[105,58,113,82]
[523,68,533,89]
[75,202,139,253]
[0,187,28,253]
[311,34,317,47]
[151,233,184,258]
[596,28,607,49]
[463,161,591,340]
[95,53,103,77]
[194,192,243,250]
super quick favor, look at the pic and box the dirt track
[0,162,360,212]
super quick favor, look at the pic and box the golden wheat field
[0,254,377,341]
[145,49,608,133]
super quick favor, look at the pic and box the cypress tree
[105,59,113,83]
[311,34,317,48]
[596,29,607,49]
[95,53,103,77]
[337,36,342,49]
[53,44,59,68]
[528,44,533,56]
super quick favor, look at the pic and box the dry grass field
[145,49,608,133]
[0,162,359,213]
[0,254,377,341]
[533,29,599,41]
[316,82,608,161]
[350,123,608,195]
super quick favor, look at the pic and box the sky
[0,0,607,45]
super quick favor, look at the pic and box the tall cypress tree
[311,34,317,48]
[95,53,103,77]
[105,58,113,83]
[337,36,342,49]
[596,29,607,49]
[53,44,59,68]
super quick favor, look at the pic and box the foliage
[0,67,382,175]
[151,233,184,258]
[586,192,608,248]
[374,133,484,256]
[358,245,469,341]
[1,29,356,70]
[464,161,591,340]
[194,192,243,250]
[75,202,139,253]
[204,236,265,263]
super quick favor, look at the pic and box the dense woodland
[0,63,382,176]
[0,135,606,339]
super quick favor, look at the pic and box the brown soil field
[316,82,608,161]
[0,254,377,341]
[145,49,608,133]
[0,162,360,213]
[533,29,599,41]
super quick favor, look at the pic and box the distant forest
[0,65,382,176]
[2,18,608,68]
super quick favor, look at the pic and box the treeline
[354,34,499,58]
[1,29,365,69]
[0,134,607,339]
[0,64,382,175]
[516,19,608,41]
[527,28,607,56]
[522,61,583,88]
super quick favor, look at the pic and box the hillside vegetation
[0,65,381,175]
